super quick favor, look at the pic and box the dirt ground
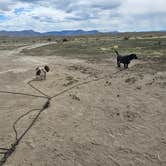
[0,40,166,166]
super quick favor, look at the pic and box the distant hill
[0,30,41,37]
[0,30,99,37]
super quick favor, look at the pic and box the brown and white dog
[35,65,50,80]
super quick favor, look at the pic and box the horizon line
[0,29,166,33]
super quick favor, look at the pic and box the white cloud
[117,0,166,31]
[0,0,166,32]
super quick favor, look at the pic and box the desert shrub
[158,40,161,46]
[62,38,68,42]
[123,36,130,40]
[47,38,52,42]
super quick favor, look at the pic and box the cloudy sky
[0,0,165,32]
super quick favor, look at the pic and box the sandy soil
[0,43,166,166]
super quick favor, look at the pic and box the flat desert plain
[0,33,166,166]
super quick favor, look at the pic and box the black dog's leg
[124,63,126,68]
[124,63,128,69]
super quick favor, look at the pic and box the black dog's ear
[131,54,138,59]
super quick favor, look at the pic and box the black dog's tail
[114,49,120,56]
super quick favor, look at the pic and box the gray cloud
[55,0,122,12]
[0,1,15,11]
[19,0,122,12]
[17,0,41,2]
[0,0,166,32]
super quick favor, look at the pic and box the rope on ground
[0,98,50,166]
[13,109,40,141]
[0,69,123,166]
[0,90,48,99]
[28,80,49,98]
[0,79,51,166]
[51,70,122,99]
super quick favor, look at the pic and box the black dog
[114,50,137,68]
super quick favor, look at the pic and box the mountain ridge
[0,29,100,37]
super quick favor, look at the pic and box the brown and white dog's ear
[36,70,41,75]
[44,65,50,72]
